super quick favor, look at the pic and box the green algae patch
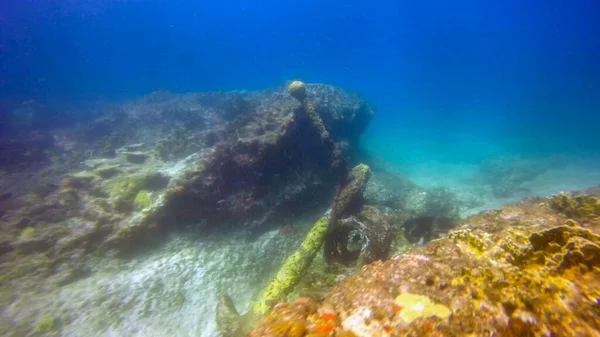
[103,172,168,212]
[134,190,154,209]
[34,316,58,335]
[18,227,36,241]
[94,165,121,179]
[104,174,145,199]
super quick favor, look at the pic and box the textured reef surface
[1,82,599,337]
[0,82,379,335]
[247,190,600,337]
[0,83,372,269]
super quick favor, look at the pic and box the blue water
[3,2,600,335]
[2,0,600,163]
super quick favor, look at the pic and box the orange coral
[314,321,335,334]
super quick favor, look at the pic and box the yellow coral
[395,293,451,323]
[248,190,600,336]
[549,192,600,219]
[448,228,489,256]
[528,225,600,271]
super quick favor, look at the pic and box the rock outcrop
[0,83,375,298]
[247,190,600,336]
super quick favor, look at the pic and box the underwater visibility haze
[1,0,600,336]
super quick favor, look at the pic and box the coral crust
[248,192,600,336]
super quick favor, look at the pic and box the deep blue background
[1,0,599,159]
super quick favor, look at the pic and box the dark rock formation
[0,83,375,278]
[323,164,397,267]
[325,205,396,267]
[143,83,374,231]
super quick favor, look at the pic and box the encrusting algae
[0,81,379,336]
[252,216,330,316]
[549,191,600,219]
[246,190,600,336]
[288,80,329,140]
[394,293,451,324]
[217,161,375,336]
[17,226,36,241]
[216,216,330,337]
[3,80,598,336]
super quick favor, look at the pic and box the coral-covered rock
[143,84,373,232]
[0,83,374,299]
[324,164,386,267]
[324,205,396,268]
[247,297,318,337]
[248,190,600,336]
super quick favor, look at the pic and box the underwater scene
[1,1,600,336]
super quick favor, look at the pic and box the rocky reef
[3,81,597,337]
[246,189,600,336]
[0,82,485,337]
[0,82,373,251]
[0,82,380,334]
